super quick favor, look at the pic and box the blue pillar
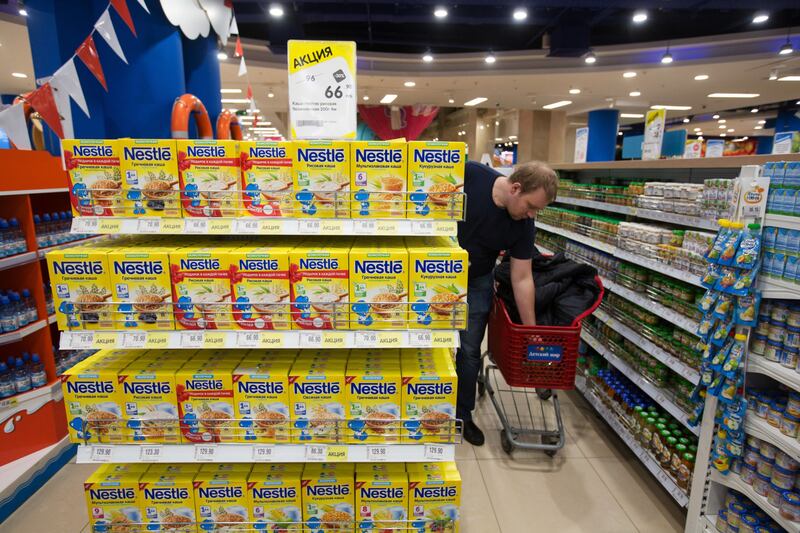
[587,109,620,162]
[775,108,800,134]
[182,35,222,138]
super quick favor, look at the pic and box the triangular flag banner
[26,83,65,139]
[198,0,232,46]
[50,59,90,138]
[136,0,150,14]
[246,84,253,99]
[0,104,31,150]
[235,36,243,57]
[95,9,128,64]
[249,99,256,113]
[229,14,238,35]
[253,113,258,127]
[110,0,137,36]
[238,56,247,77]
[76,36,108,91]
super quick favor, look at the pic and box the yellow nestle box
[289,358,347,443]
[240,141,294,217]
[199,464,253,474]
[62,139,122,217]
[289,239,350,330]
[63,363,124,443]
[176,359,238,443]
[233,359,292,442]
[346,365,402,444]
[292,140,350,218]
[176,139,240,218]
[301,465,355,532]
[401,352,457,443]
[139,471,196,532]
[193,471,250,529]
[351,141,407,218]
[48,247,114,330]
[408,466,461,532]
[247,469,303,531]
[169,247,235,330]
[118,365,180,444]
[108,247,174,330]
[84,467,143,531]
[407,238,468,329]
[230,245,292,330]
[356,470,409,531]
[407,141,465,219]
[119,138,181,217]
[349,241,409,330]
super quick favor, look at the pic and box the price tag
[145,332,170,348]
[353,220,376,234]
[409,331,432,347]
[375,221,399,234]
[74,217,99,233]
[297,219,321,234]
[325,446,348,461]
[301,332,323,347]
[258,332,285,348]
[139,445,163,461]
[180,331,205,348]
[322,332,347,347]
[184,219,209,234]
[376,332,403,346]
[91,445,114,462]
[413,220,435,235]
[434,221,458,235]
[306,445,327,462]
[424,444,448,461]
[70,331,95,349]
[194,445,217,461]
[355,331,378,347]
[92,332,118,348]
[656,469,672,487]
[366,446,389,462]
[160,219,183,233]
[252,445,276,461]
[432,331,458,347]
[237,331,260,348]
[260,221,283,234]
[320,220,345,234]
[236,219,260,234]
[98,219,122,233]
[122,332,147,348]
[203,332,227,348]
[208,219,233,234]
[137,218,161,233]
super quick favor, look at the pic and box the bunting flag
[246,84,253,99]
[198,0,233,46]
[110,0,137,36]
[26,83,65,139]
[95,9,128,64]
[229,13,238,35]
[136,0,150,14]
[238,56,247,77]
[0,104,31,150]
[50,59,90,138]
[76,36,108,91]
[234,36,243,57]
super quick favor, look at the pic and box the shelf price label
[98,219,122,233]
[137,218,161,233]
[413,220,435,235]
[301,332,323,348]
[74,217,99,233]
[194,445,218,461]
[297,220,321,234]
[353,220,376,234]
[252,445,276,461]
[236,219,260,234]
[355,331,378,347]
[122,332,147,348]
[306,445,327,462]
[184,219,209,234]
[91,445,114,462]
[424,444,448,461]
[409,331,432,347]
[366,446,389,462]
[180,331,205,348]
[160,219,183,233]
[237,331,261,348]
[69,331,95,349]
[140,445,163,461]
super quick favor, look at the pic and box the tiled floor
[1,387,686,533]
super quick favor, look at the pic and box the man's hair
[508,161,558,202]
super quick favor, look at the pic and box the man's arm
[510,257,536,325]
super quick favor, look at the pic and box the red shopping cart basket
[487,276,604,389]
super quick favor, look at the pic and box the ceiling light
[267,92,275,98]
[221,98,250,103]
[217,51,228,60]
[485,54,496,64]
[509,135,517,140]
[404,81,416,87]
[623,71,637,78]
[620,113,645,118]
[712,114,720,119]
[751,108,758,113]
[694,127,701,131]
[269,4,284,17]
[719,125,726,129]
[718,119,726,123]
[362,95,369,101]
[758,120,766,124]
[629,91,641,97]
[542,100,572,109]
[17,2,27,16]
[584,51,597,64]
[778,76,800,81]
[753,13,769,23]
[512,8,527,21]
[698,136,703,140]
[661,50,673,64]
[479,125,484,129]
[434,7,448,18]
[708,93,760,98]
[728,128,735,132]
[448,98,455,104]
[380,94,398,104]
[779,41,794,55]
[220,88,242,94]
[632,10,648,23]
[720,133,726,137]
[618,131,623,136]
[694,74,709,81]
[769,69,779,81]
[495,121,500,126]
[755,125,763,130]
[683,118,690,123]
[11,72,27,78]
[495,137,503,142]
[651,105,692,110]
[569,88,581,95]
[422,53,434,63]
[464,97,487,106]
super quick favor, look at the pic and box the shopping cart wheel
[500,429,513,454]
[477,378,486,398]
[542,434,559,457]
[536,388,552,401]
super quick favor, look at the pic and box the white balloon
[159,0,210,40]
[198,0,232,45]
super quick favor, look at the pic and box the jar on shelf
[744,445,761,468]
[787,393,800,418]
[738,513,759,533]
[764,341,783,363]
[785,347,800,371]
[782,412,800,438]
[741,463,758,485]
[728,502,746,529]
[772,464,797,491]
[756,396,771,418]
[753,472,772,497]
[780,491,800,522]
[768,320,788,345]
[750,335,767,356]
[767,402,785,428]
[775,450,800,472]
[768,482,785,508]
[787,327,800,351]
[772,303,790,323]
[757,454,775,478]
[760,441,779,461]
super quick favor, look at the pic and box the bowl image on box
[120,139,181,217]
[240,141,294,217]
[63,139,123,217]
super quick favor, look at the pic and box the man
[456,160,558,445]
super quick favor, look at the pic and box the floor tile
[458,459,502,533]
[478,456,639,533]
[562,390,632,460]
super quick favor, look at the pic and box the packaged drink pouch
[789,229,800,253]
[785,256,800,284]
[697,289,719,314]
[762,226,777,251]
[786,162,800,187]
[776,228,791,253]
[712,294,733,320]
[240,141,294,217]
[729,262,760,297]
[119,138,181,217]
[773,253,788,278]
[701,264,721,289]
[62,139,122,217]
[719,374,742,404]
[710,340,731,372]
[722,334,748,378]
[705,220,731,263]
[714,267,737,292]
[785,189,800,216]
[734,294,760,327]
[762,252,776,278]
[719,222,745,266]
[711,319,733,347]
[733,224,761,270]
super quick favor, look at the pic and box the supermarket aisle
[1,389,685,533]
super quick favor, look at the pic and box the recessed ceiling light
[755,125,763,130]
[727,128,735,132]
[721,133,727,137]
[651,104,692,110]
[217,52,228,60]
[221,98,250,103]
[542,100,572,109]
[404,81,416,87]
[629,91,641,97]
[719,125,726,129]
[18,4,27,16]
[779,41,794,55]
[464,97,488,106]
[694,127,701,131]
[708,93,760,98]
[269,4,284,17]
[380,94,398,104]
[758,120,766,124]
[512,8,527,21]
[422,53,434,63]
[718,119,726,123]
[712,114,720,119]
[434,7,448,18]
[495,121,500,126]
[484,54,496,64]
[267,92,275,98]
[620,113,645,118]
[694,74,709,81]
[661,50,673,64]
[569,88,581,95]
[495,137,503,142]
[220,88,242,94]
[362,95,369,101]
[778,76,800,81]
[448,98,455,104]
[753,13,769,23]
[698,136,703,140]
[11,72,28,78]
[683,118,690,123]
[751,108,758,113]
[623,71,637,78]
[618,131,623,136]
[479,124,484,130]
[584,51,597,64]
[632,10,648,23]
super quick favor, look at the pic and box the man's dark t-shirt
[457,161,536,280]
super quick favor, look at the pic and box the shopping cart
[480,276,603,456]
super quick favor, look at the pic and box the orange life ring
[12,93,45,150]
[216,109,243,140]
[170,93,213,139]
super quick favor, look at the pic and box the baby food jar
[716,509,728,531]
[769,321,788,344]
[787,393,800,418]
[744,445,761,467]
[772,303,790,323]
[787,327,800,350]
[741,463,758,485]
[767,403,785,428]
[788,305,800,328]
[753,472,772,497]
[780,491,800,522]
[757,396,771,418]
[768,483,785,507]
[757,455,775,478]
[739,513,759,533]
[771,464,797,491]
[756,319,771,337]
[761,441,779,460]
[764,341,783,363]
[782,412,800,438]
[775,450,800,472]
[750,335,768,356]
[728,502,745,528]
[783,348,800,370]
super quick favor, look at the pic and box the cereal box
[407,141,465,219]
[119,363,180,443]
[351,141,407,218]
[230,245,292,330]
[289,358,347,443]
[170,247,235,330]
[247,469,303,531]
[349,240,408,329]
[301,465,355,533]
[193,471,249,530]
[233,359,292,442]
[407,238,468,329]
[293,140,350,218]
[401,351,457,443]
[139,470,197,532]
[119,138,181,217]
[48,247,114,330]
[62,359,124,443]
[289,239,350,329]
[176,139,241,218]
[240,141,294,217]
[407,465,461,532]
[62,139,122,217]
[346,359,402,443]
[199,464,253,474]
[176,359,238,443]
[108,247,174,330]
[84,468,143,532]
[356,469,408,533]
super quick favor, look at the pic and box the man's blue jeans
[456,271,494,423]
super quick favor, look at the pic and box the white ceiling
[0,14,36,96]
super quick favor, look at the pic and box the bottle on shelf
[0,295,17,333]
[8,218,27,255]
[0,361,14,398]
[33,215,47,248]
[44,284,54,316]
[13,357,30,393]
[21,288,38,324]
[29,354,46,388]
[9,291,27,327]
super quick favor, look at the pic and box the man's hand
[510,257,536,325]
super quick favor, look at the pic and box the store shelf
[747,356,800,393]
[0,381,62,423]
[593,308,700,385]
[574,376,690,506]
[71,217,458,236]
[75,442,456,464]
[601,277,699,334]
[36,236,104,258]
[764,214,800,231]
[758,276,800,300]
[555,197,718,231]
[0,252,37,272]
[59,329,460,350]
[710,469,800,533]
[47,314,56,324]
[701,515,722,533]
[745,414,800,464]
[536,221,704,288]
[550,154,800,172]
[0,319,47,347]
[581,330,699,436]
